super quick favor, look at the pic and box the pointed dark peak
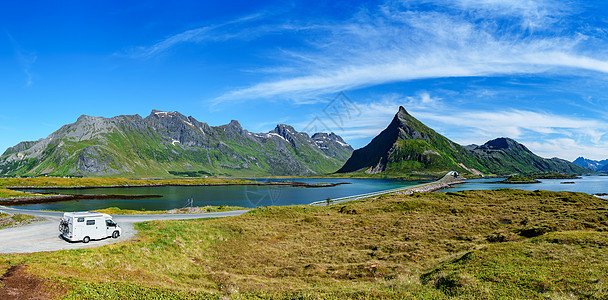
[398,106,408,115]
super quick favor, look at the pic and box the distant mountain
[572,157,608,172]
[337,106,588,176]
[469,138,589,175]
[0,110,353,177]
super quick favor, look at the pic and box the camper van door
[84,217,104,240]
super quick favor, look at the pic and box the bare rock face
[0,110,354,177]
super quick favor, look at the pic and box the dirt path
[0,207,249,254]
[0,264,66,299]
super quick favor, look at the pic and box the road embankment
[395,173,466,195]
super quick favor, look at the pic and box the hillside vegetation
[338,107,589,176]
[1,189,606,299]
[0,111,353,178]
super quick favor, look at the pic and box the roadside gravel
[0,207,249,254]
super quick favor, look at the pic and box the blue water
[14,178,423,211]
[444,175,608,196]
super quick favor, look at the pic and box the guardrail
[309,171,458,206]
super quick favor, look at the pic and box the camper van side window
[77,218,85,222]
[86,220,95,225]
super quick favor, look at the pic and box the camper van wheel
[112,231,120,239]
[83,236,90,243]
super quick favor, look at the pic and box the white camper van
[59,212,121,243]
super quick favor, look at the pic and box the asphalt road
[0,207,250,254]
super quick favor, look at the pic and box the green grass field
[1,189,607,299]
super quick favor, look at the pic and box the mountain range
[1,107,591,178]
[572,157,608,172]
[337,107,589,176]
[0,110,353,177]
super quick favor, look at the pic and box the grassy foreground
[1,189,607,299]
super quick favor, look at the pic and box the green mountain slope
[337,107,488,175]
[0,110,353,177]
[337,106,588,176]
[469,137,589,175]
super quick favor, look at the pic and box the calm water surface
[444,175,608,195]
[15,178,422,211]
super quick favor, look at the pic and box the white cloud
[526,138,608,161]
[444,0,567,28]
[126,13,268,59]
[214,1,608,103]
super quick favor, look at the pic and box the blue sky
[1,0,608,161]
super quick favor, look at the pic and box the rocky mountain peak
[228,120,242,129]
[150,110,185,118]
[271,124,296,137]
[312,132,351,149]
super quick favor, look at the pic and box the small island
[500,176,541,184]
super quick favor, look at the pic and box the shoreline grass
[95,205,247,215]
[0,176,253,189]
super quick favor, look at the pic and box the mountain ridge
[572,157,608,172]
[0,110,354,177]
[337,106,588,176]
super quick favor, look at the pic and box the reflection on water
[15,178,422,212]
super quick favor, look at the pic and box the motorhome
[59,211,121,243]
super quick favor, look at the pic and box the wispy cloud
[6,33,37,86]
[214,0,608,103]
[438,0,568,29]
[125,13,269,59]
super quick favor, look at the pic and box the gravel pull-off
[0,207,249,254]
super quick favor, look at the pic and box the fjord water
[15,178,422,212]
[443,175,608,195]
